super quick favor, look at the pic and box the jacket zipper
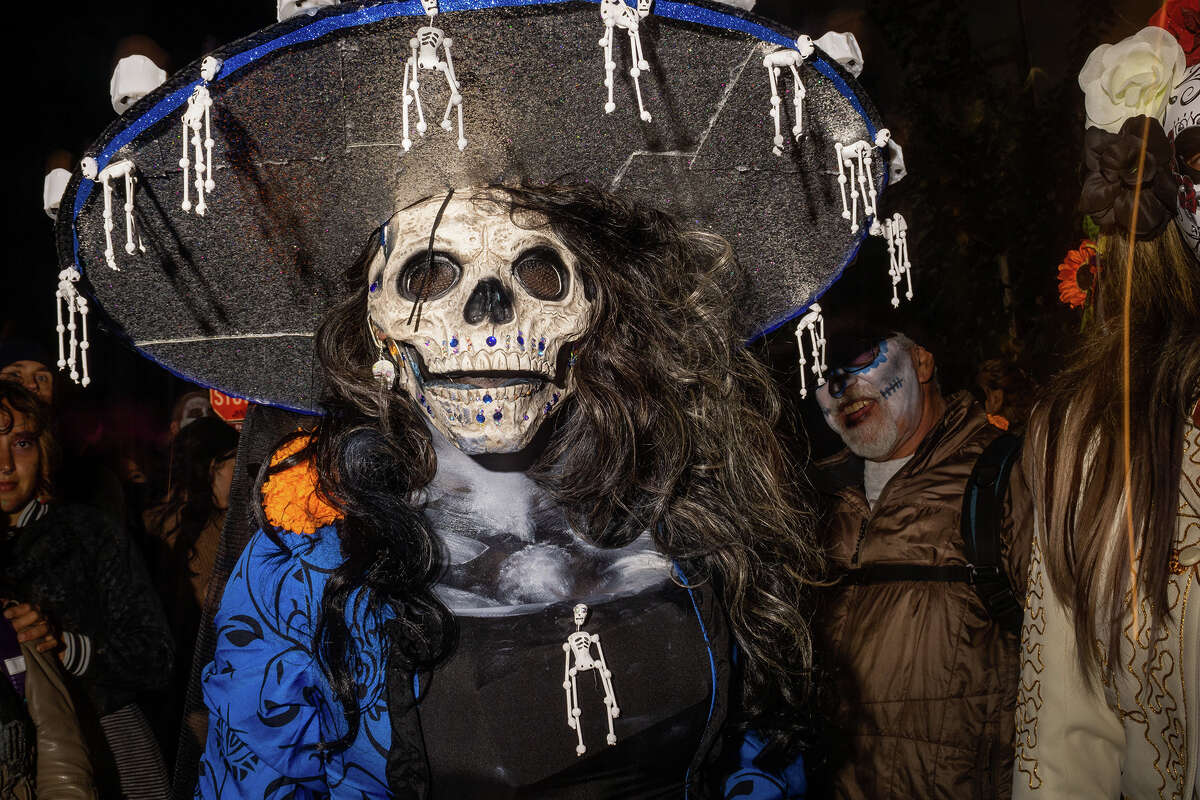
[850,519,868,567]
[847,410,953,567]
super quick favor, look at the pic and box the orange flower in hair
[1057,240,1100,309]
[260,433,340,534]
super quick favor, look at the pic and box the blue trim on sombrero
[748,153,898,341]
[69,0,883,379]
[71,0,877,238]
[748,238,863,342]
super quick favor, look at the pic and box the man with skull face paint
[806,279,1033,800]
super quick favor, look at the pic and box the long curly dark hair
[260,183,823,756]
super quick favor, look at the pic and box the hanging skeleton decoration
[401,0,467,153]
[762,35,814,156]
[882,213,914,308]
[794,303,826,399]
[81,157,143,271]
[598,0,654,122]
[366,191,593,455]
[180,57,222,216]
[833,128,892,235]
[54,268,91,387]
[562,603,620,756]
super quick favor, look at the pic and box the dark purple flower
[1080,115,1179,239]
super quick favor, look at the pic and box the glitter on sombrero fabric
[59,1,891,413]
[260,433,340,534]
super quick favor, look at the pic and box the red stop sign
[209,389,249,429]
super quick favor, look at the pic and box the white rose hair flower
[1079,26,1186,133]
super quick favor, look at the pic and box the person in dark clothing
[0,382,174,799]
[143,416,238,763]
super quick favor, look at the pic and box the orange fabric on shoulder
[261,434,341,534]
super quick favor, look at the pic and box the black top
[0,504,172,716]
[418,579,720,799]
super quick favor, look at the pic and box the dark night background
[0,0,1164,448]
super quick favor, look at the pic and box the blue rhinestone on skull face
[476,412,485,424]
[450,337,459,348]
[482,394,493,403]
[517,334,525,347]
[369,281,379,293]
[493,411,502,422]
[486,336,497,347]
[537,339,545,354]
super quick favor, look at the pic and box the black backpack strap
[960,432,1024,635]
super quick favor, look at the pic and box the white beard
[817,337,923,461]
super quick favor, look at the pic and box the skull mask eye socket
[512,247,569,301]
[399,251,461,302]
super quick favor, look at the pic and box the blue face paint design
[852,339,889,375]
[815,336,923,461]
[827,339,889,399]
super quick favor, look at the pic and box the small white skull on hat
[277,0,339,22]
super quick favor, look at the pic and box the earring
[372,339,396,386]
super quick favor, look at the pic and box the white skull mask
[367,191,593,455]
[1165,63,1200,261]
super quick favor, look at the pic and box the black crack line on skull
[408,188,456,331]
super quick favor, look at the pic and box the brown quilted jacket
[811,393,1033,800]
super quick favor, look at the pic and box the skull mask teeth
[367,190,593,454]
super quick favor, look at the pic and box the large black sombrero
[55,0,894,412]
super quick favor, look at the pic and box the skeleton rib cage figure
[402,23,467,152]
[598,0,653,122]
[562,603,621,757]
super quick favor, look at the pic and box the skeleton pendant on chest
[562,603,620,756]
[598,0,653,122]
[402,0,466,152]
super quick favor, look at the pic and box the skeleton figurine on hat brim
[57,1,902,796]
